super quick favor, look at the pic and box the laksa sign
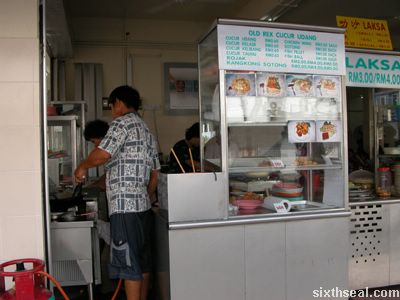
[346,52,400,88]
[337,16,393,50]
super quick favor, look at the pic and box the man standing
[74,86,160,300]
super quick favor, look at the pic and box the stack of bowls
[394,164,400,195]
[271,182,303,201]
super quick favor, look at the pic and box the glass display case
[47,115,80,192]
[199,19,348,215]
[48,101,87,158]
[374,89,400,194]
[47,101,87,192]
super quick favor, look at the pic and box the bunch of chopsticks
[170,147,195,173]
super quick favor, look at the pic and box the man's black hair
[84,119,109,141]
[185,122,200,140]
[108,85,142,111]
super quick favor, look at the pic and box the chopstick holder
[170,148,185,173]
[188,147,196,173]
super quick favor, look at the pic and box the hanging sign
[336,16,393,50]
[346,52,400,88]
[217,24,346,75]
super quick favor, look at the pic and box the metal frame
[49,101,87,159]
[47,115,78,183]
[50,221,100,300]
[40,0,53,288]
[345,48,400,196]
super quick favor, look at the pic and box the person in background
[84,119,109,190]
[84,119,110,148]
[74,85,160,300]
[168,122,200,173]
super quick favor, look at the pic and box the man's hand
[74,165,87,183]
[74,148,111,184]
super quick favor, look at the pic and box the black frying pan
[50,183,85,213]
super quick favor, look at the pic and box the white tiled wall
[0,0,44,267]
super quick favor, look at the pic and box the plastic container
[377,167,392,198]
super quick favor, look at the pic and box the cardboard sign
[337,16,392,50]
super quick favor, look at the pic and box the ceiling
[55,0,400,54]
[62,0,283,22]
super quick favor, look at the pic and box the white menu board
[217,24,346,75]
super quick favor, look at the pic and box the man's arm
[147,169,159,198]
[88,173,106,191]
[74,147,111,183]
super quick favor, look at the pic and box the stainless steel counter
[349,199,400,289]
[156,207,350,300]
[168,208,351,230]
[50,220,94,228]
[349,197,400,206]
[50,220,100,300]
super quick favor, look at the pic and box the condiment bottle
[377,167,392,198]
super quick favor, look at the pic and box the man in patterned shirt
[74,85,160,300]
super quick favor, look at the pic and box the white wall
[66,17,211,160]
[0,0,44,266]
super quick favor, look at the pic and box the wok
[50,183,85,213]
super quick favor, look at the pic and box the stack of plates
[243,97,269,122]
[271,182,303,201]
[349,188,374,201]
[226,97,244,122]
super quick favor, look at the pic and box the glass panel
[199,29,222,172]
[49,101,86,161]
[47,117,79,192]
[374,89,400,197]
[47,123,73,191]
[224,71,344,210]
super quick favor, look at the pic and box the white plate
[288,121,316,143]
[314,76,340,97]
[225,74,256,96]
[256,73,286,97]
[286,75,314,97]
[316,120,341,142]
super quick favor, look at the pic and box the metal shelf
[228,122,287,127]
[228,163,343,174]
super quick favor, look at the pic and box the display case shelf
[228,163,342,174]
[228,122,287,127]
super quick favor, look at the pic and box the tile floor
[53,284,159,300]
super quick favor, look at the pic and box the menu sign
[336,16,393,50]
[217,24,346,75]
[346,52,400,88]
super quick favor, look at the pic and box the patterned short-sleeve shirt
[98,112,160,215]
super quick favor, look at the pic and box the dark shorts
[108,210,153,281]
